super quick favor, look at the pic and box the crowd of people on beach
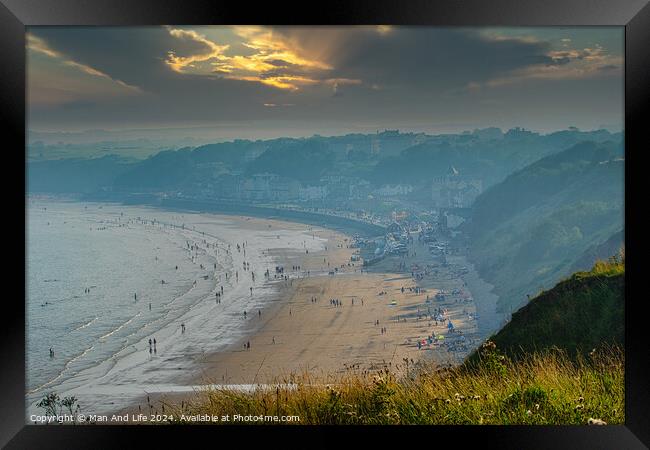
[330,298,343,307]
[46,208,481,380]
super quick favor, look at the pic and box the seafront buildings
[431,166,483,209]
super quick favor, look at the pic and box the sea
[26,197,326,416]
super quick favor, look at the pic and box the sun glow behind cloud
[165,26,336,90]
[26,26,623,133]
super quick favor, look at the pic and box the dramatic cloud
[165,26,332,90]
[464,38,623,91]
[26,26,624,134]
[27,33,142,93]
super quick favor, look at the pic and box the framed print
[1,0,648,447]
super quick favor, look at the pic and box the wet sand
[191,229,483,384]
[126,228,488,416]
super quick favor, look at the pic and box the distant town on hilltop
[28,127,622,215]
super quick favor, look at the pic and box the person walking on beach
[244,311,247,319]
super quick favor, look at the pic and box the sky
[27,26,624,140]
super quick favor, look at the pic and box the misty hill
[113,148,196,190]
[369,128,620,187]
[482,257,624,360]
[463,141,624,314]
[27,155,135,194]
[570,229,624,274]
[245,140,335,183]
[27,128,622,199]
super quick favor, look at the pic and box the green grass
[156,257,624,425]
[37,256,625,426]
[161,344,623,425]
[478,254,624,361]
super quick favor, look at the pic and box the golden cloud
[165,27,335,90]
[466,43,622,91]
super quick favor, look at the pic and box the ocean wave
[28,343,96,395]
[73,316,98,332]
[98,311,141,341]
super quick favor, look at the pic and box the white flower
[588,418,607,425]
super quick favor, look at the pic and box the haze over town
[26,26,624,425]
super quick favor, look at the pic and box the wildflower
[588,418,607,425]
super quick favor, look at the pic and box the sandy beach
[193,232,479,384]
[28,201,493,419]
[128,222,488,415]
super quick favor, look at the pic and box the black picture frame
[2,0,648,447]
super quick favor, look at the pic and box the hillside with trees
[463,141,623,314]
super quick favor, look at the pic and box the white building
[240,173,299,201]
[299,185,328,201]
[431,166,482,208]
[375,184,413,197]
